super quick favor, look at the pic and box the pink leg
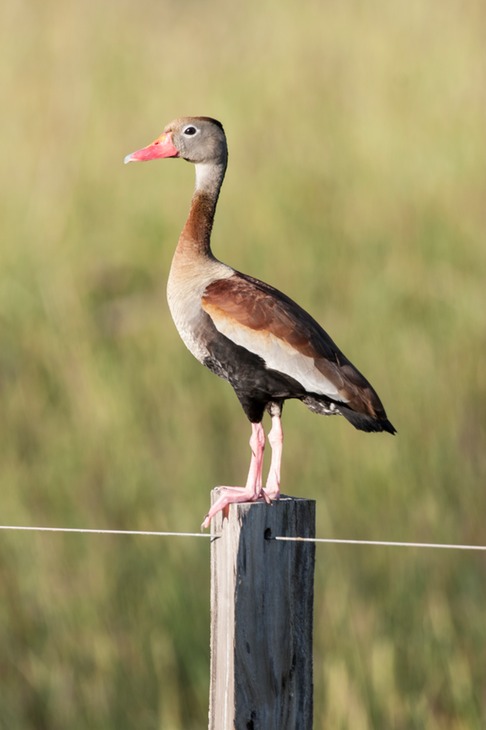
[245,422,265,492]
[263,413,283,501]
[201,423,267,529]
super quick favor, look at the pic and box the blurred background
[1,0,485,727]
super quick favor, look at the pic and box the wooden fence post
[209,495,315,730]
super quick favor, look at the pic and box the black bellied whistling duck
[124,116,396,528]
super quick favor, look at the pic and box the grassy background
[1,0,486,727]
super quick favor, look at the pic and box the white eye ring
[183,125,198,136]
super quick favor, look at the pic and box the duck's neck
[178,160,227,258]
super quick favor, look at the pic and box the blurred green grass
[1,0,486,727]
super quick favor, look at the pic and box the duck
[124,116,396,528]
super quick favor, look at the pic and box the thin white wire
[0,524,485,551]
[0,525,212,538]
[273,536,486,551]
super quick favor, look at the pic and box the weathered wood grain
[209,495,315,730]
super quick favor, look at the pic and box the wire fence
[1,524,485,551]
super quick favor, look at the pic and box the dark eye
[183,126,197,136]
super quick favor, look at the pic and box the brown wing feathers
[202,273,391,426]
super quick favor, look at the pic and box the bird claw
[261,489,272,505]
[201,486,278,529]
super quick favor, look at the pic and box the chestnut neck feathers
[179,159,226,257]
